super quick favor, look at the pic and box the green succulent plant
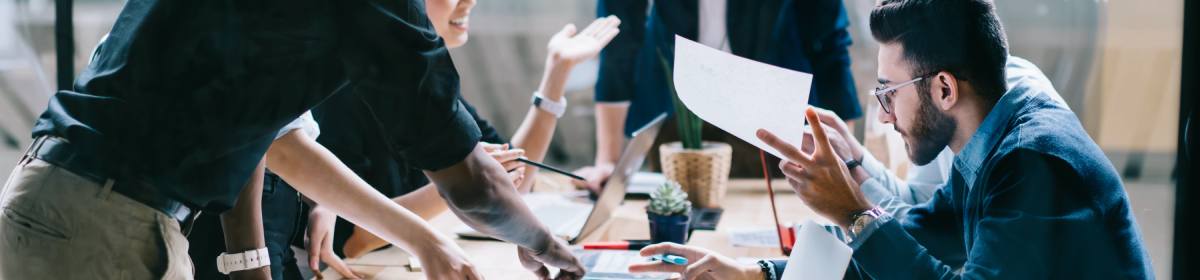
[647,181,692,217]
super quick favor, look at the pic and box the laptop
[454,113,668,243]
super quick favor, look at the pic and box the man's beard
[899,85,957,166]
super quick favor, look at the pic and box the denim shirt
[857,57,1069,221]
[844,67,1155,279]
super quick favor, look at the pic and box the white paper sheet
[672,35,813,159]
[779,218,853,280]
[626,172,667,195]
[591,251,652,274]
[727,227,782,248]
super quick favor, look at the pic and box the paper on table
[575,250,673,279]
[727,227,781,248]
[780,218,853,280]
[672,35,813,159]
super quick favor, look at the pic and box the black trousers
[187,172,305,280]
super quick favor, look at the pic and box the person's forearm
[221,159,271,279]
[856,153,918,220]
[265,131,453,260]
[393,183,450,220]
[426,144,558,253]
[510,59,573,193]
[594,102,629,166]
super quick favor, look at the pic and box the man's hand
[306,205,364,279]
[570,163,613,195]
[807,107,864,162]
[757,108,874,229]
[546,15,621,67]
[482,143,527,186]
[627,243,764,280]
[517,237,586,280]
[800,123,854,163]
[412,237,486,280]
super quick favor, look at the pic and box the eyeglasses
[873,73,937,114]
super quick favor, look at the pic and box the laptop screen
[574,113,668,242]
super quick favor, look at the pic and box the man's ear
[934,72,959,111]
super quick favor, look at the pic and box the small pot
[647,211,691,244]
[660,141,732,208]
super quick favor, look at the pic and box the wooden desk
[322,174,826,279]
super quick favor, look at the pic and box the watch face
[852,216,871,235]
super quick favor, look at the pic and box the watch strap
[844,157,862,170]
[217,248,271,275]
[531,92,566,118]
[757,260,778,280]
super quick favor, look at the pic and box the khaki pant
[0,158,193,280]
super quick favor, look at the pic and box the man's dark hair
[870,0,1009,103]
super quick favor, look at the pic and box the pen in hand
[648,254,689,265]
[515,157,587,181]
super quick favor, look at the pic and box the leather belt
[23,136,199,235]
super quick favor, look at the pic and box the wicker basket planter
[659,141,732,209]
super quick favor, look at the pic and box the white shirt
[275,111,321,140]
[697,0,731,53]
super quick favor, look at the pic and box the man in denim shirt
[755,0,1155,278]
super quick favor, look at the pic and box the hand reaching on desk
[306,205,364,279]
[570,163,613,195]
[757,108,874,229]
[627,243,764,280]
[518,237,586,280]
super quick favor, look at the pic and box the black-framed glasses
[874,73,938,114]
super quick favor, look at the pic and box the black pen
[515,158,587,181]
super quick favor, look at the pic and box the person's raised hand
[305,205,364,279]
[517,237,586,280]
[570,164,613,195]
[627,243,763,280]
[482,143,527,187]
[756,108,874,229]
[808,107,864,162]
[800,123,853,165]
[547,15,621,67]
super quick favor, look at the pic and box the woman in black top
[307,0,623,276]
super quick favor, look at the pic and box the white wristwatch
[217,248,271,275]
[531,92,567,118]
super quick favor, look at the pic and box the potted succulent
[646,181,693,244]
[657,48,732,209]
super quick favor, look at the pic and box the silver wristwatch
[531,92,566,118]
[847,206,885,242]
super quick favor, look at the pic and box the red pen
[581,241,653,250]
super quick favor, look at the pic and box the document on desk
[672,35,813,159]
[727,227,782,248]
[780,218,853,280]
[574,250,673,280]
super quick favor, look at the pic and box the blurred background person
[573,0,863,191]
